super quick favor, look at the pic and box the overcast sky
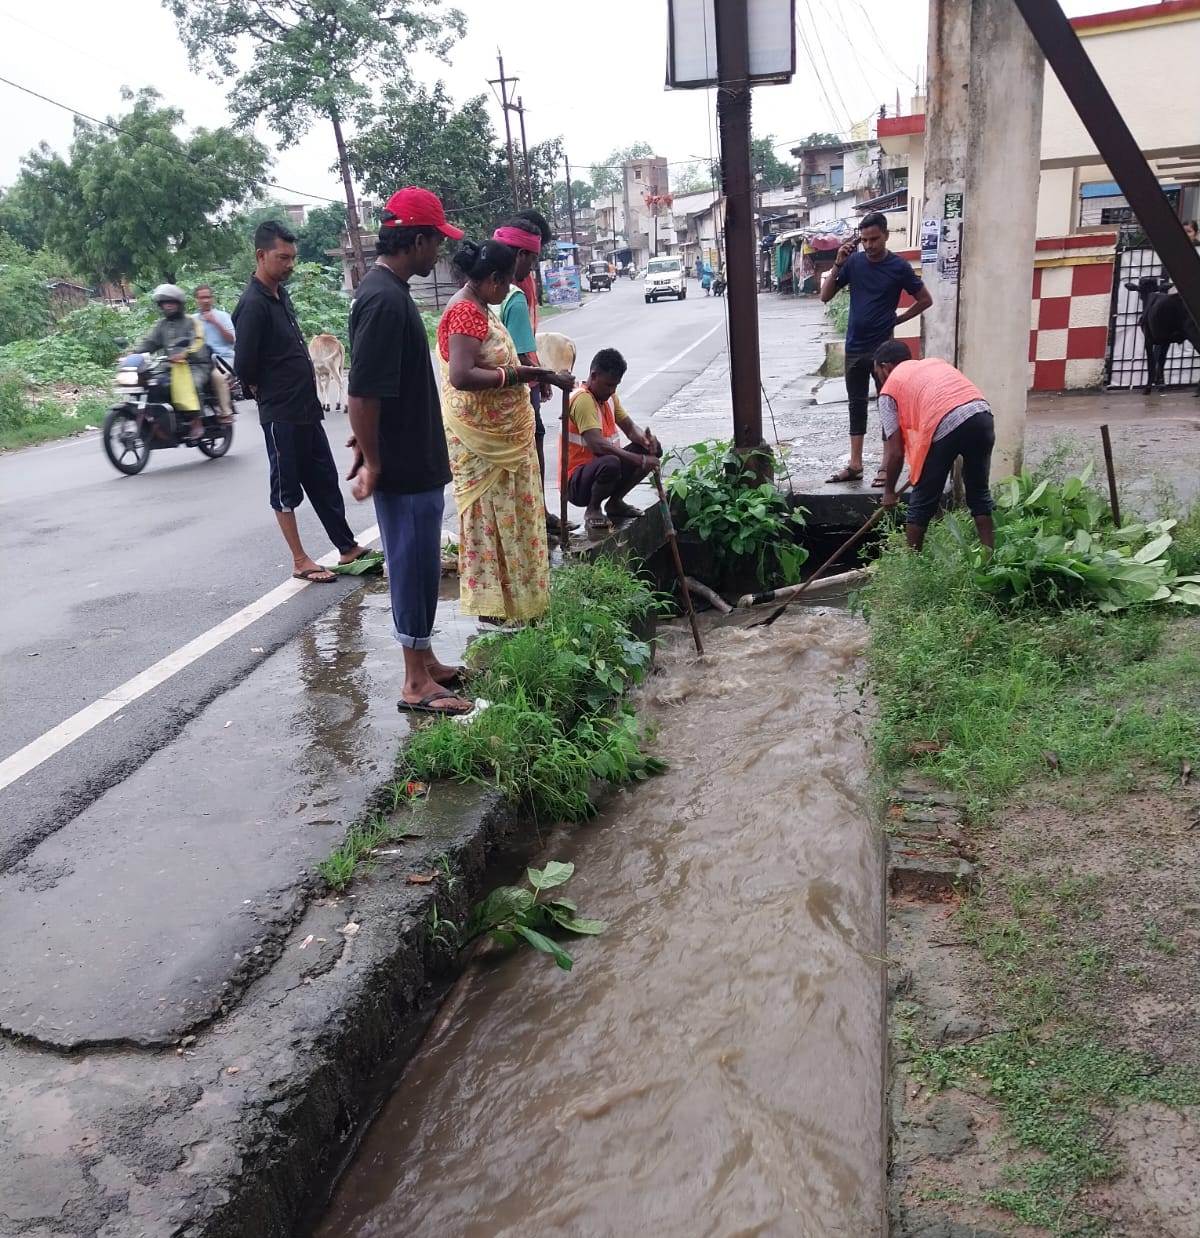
[0,0,1131,204]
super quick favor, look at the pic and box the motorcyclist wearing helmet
[135,284,214,442]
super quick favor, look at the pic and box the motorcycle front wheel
[197,421,234,459]
[102,408,150,475]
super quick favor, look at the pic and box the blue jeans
[373,487,445,650]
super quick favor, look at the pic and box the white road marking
[620,319,727,399]
[0,525,381,792]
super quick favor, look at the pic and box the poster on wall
[920,218,939,267]
[938,220,961,282]
[944,191,964,220]
[542,262,581,306]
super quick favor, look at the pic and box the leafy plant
[665,439,808,586]
[464,861,605,971]
[945,467,1200,612]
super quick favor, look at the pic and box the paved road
[0,275,730,863]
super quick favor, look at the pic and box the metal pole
[491,53,520,209]
[714,0,764,459]
[1100,424,1121,528]
[564,153,579,256]
[516,96,533,208]
[1010,0,1200,332]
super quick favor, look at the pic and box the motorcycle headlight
[116,370,141,387]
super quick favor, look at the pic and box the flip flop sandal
[585,514,614,533]
[870,472,889,488]
[293,567,338,583]
[826,466,864,483]
[397,690,473,717]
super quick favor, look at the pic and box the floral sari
[437,298,549,621]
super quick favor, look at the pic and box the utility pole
[488,52,521,209]
[564,152,579,258]
[515,97,533,208]
[715,0,764,458]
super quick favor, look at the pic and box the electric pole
[715,0,764,458]
[516,97,533,208]
[488,52,521,209]
[564,152,579,258]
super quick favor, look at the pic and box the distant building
[623,156,671,268]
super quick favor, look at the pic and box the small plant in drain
[464,861,605,971]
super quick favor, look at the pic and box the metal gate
[1105,232,1200,389]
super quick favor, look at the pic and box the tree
[553,179,594,217]
[591,142,654,195]
[795,131,842,150]
[527,138,565,227]
[0,266,52,345]
[0,179,47,253]
[751,137,797,190]
[17,89,268,285]
[297,203,347,265]
[672,163,715,196]
[347,82,514,241]
[165,0,465,281]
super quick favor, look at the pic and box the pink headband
[493,225,542,253]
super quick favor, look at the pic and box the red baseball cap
[382,187,464,240]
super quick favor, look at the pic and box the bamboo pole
[653,468,703,654]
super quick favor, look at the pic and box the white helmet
[152,283,187,305]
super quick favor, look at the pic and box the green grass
[825,287,850,335]
[0,375,107,451]
[317,812,418,891]
[865,518,1200,816]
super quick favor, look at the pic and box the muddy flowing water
[315,608,883,1238]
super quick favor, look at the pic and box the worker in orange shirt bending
[873,340,995,551]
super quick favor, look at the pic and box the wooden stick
[559,388,570,555]
[745,504,889,628]
[1100,423,1121,528]
[685,577,732,614]
[738,566,870,608]
[653,468,704,654]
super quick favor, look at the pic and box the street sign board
[666,0,796,88]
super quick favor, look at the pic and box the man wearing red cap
[346,187,475,716]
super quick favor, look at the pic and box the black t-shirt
[232,278,323,425]
[348,265,451,495]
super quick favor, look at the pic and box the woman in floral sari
[437,240,574,622]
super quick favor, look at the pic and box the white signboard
[666,0,796,88]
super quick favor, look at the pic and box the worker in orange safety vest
[873,340,996,551]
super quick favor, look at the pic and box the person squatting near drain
[345,187,476,717]
[565,348,663,535]
[873,340,996,552]
[491,216,574,537]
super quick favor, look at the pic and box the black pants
[262,421,356,552]
[568,445,661,508]
[845,349,884,438]
[906,410,996,527]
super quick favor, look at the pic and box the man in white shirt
[195,283,235,422]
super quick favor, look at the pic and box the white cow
[534,331,576,377]
[308,334,345,412]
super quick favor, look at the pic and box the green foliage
[865,518,1200,810]
[671,164,715,196]
[0,373,107,450]
[591,142,654,195]
[795,131,842,149]
[554,178,596,216]
[825,288,850,335]
[278,262,352,346]
[750,136,796,189]
[399,559,664,822]
[0,181,47,252]
[665,439,808,585]
[0,265,52,345]
[348,83,515,241]
[18,88,269,284]
[465,861,606,971]
[296,203,347,265]
[953,467,1200,611]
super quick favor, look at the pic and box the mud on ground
[889,763,1200,1237]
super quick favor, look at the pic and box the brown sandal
[827,466,864,483]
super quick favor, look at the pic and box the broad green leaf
[1079,461,1094,485]
[527,860,574,892]
[547,908,607,936]
[1133,533,1173,563]
[547,896,578,914]
[469,885,535,933]
[1024,479,1050,506]
[514,924,574,970]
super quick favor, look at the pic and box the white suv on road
[644,257,686,303]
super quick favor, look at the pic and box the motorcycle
[712,272,727,297]
[102,352,239,475]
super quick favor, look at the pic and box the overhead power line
[0,72,342,205]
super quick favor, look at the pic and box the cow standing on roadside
[309,333,345,412]
[1126,275,1200,396]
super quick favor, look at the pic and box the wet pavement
[0,580,481,1048]
[315,608,884,1238]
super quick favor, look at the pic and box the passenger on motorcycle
[135,285,217,442]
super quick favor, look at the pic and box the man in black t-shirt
[346,187,472,717]
[233,219,369,582]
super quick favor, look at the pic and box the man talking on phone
[820,211,932,485]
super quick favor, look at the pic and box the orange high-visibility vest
[566,386,620,478]
[880,358,986,483]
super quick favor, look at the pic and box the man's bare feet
[337,544,371,565]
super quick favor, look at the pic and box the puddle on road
[315,608,883,1238]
